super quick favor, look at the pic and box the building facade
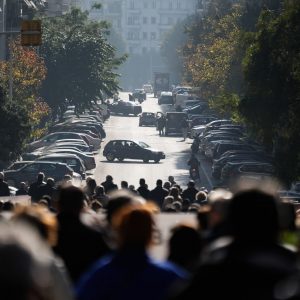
[88,0,199,54]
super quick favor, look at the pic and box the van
[158,92,173,105]
[165,112,188,136]
[143,84,153,93]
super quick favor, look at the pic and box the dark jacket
[149,186,169,208]
[28,180,46,202]
[101,181,118,194]
[182,187,199,202]
[0,180,10,196]
[54,213,110,284]
[76,249,187,300]
[137,185,150,199]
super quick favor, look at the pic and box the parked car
[158,92,173,105]
[139,112,157,126]
[190,119,233,138]
[183,103,209,115]
[220,161,275,183]
[6,161,32,171]
[103,140,165,163]
[26,148,96,170]
[4,161,81,187]
[109,101,142,116]
[212,154,271,179]
[213,142,255,160]
[165,112,188,136]
[27,132,91,152]
[36,153,86,179]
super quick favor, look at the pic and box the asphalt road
[90,93,214,192]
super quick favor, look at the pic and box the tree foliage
[0,39,49,162]
[241,0,300,182]
[40,8,126,114]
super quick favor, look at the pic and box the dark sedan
[103,140,165,163]
[109,101,142,116]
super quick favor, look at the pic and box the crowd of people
[0,171,300,299]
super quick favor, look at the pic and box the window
[151,17,156,24]
[128,16,133,25]
[143,17,147,24]
[150,32,156,40]
[152,0,156,9]
[143,1,148,8]
[23,164,39,172]
[143,32,148,40]
[169,1,172,9]
[129,0,134,9]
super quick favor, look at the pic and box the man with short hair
[28,172,46,203]
[101,175,118,194]
[182,180,199,202]
[149,179,169,208]
[137,178,150,199]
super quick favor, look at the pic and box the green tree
[40,8,126,115]
[241,0,300,182]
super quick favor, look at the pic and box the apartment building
[88,0,200,54]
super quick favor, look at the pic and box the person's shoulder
[149,259,189,280]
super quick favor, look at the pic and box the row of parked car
[191,119,274,184]
[3,105,108,188]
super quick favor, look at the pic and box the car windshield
[137,141,150,148]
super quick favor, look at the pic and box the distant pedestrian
[28,172,46,203]
[168,176,177,187]
[182,180,199,202]
[121,181,129,189]
[101,175,118,194]
[149,179,169,208]
[157,114,166,136]
[16,181,28,196]
[0,172,10,197]
[137,178,150,199]
[37,178,56,201]
[180,117,189,141]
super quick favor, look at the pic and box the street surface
[91,93,214,191]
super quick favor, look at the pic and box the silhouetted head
[106,189,145,224]
[56,185,85,215]
[228,189,279,244]
[121,181,128,189]
[115,207,155,250]
[106,175,113,182]
[139,178,146,185]
[168,224,202,271]
[37,172,45,183]
[87,178,97,191]
[168,176,175,183]
[163,181,171,190]
[156,179,163,187]
[188,180,195,188]
[95,185,105,196]
[46,178,55,187]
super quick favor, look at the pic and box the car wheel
[106,152,115,162]
[117,157,124,162]
[165,131,168,136]
[143,157,149,163]
[154,158,160,163]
